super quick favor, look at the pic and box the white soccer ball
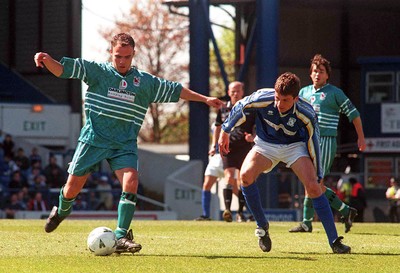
[87,227,117,256]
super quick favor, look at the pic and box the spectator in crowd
[110,172,123,208]
[2,134,15,159]
[84,173,98,189]
[111,172,122,189]
[73,195,88,211]
[29,147,42,167]
[2,155,19,177]
[4,193,26,219]
[337,169,352,204]
[14,148,30,178]
[386,177,399,223]
[349,177,367,222]
[17,187,30,208]
[136,180,145,210]
[27,167,43,188]
[43,155,65,188]
[87,191,101,210]
[96,175,114,210]
[31,174,48,192]
[28,192,48,211]
[8,170,29,191]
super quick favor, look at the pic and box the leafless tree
[101,0,189,143]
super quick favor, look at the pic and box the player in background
[219,72,351,254]
[34,33,223,254]
[218,82,256,222]
[196,82,254,222]
[195,123,225,221]
[290,54,366,234]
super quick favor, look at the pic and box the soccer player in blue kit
[218,72,350,254]
[34,33,223,254]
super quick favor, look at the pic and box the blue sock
[202,190,211,218]
[312,194,338,246]
[241,183,268,228]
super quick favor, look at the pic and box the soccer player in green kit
[34,33,223,254]
[289,54,366,234]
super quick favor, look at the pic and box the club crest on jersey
[119,80,128,90]
[287,117,296,127]
[133,77,140,87]
[320,92,326,100]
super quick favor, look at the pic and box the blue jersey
[221,88,322,179]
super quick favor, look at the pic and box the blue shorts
[68,142,139,176]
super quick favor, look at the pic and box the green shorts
[320,136,337,177]
[67,142,139,176]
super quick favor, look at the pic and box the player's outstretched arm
[34,52,64,77]
[179,87,223,108]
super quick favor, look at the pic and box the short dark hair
[310,54,331,78]
[349,177,357,184]
[111,33,135,49]
[274,72,301,97]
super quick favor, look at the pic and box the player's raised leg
[45,173,88,233]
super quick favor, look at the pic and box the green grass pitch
[1,219,399,272]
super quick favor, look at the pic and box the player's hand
[218,131,230,156]
[244,132,255,143]
[208,147,216,156]
[206,97,224,109]
[358,138,366,152]
[34,52,49,68]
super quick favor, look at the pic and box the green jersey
[299,84,360,137]
[59,57,183,150]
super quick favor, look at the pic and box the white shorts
[204,155,225,178]
[253,136,309,173]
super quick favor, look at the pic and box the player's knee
[304,183,322,198]
[203,178,216,190]
[240,171,254,187]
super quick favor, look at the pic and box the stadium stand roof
[0,62,54,104]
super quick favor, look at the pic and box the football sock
[324,187,349,217]
[115,192,137,239]
[312,194,338,246]
[202,190,211,218]
[302,197,314,228]
[238,190,246,214]
[223,188,233,211]
[58,187,75,217]
[241,183,268,228]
